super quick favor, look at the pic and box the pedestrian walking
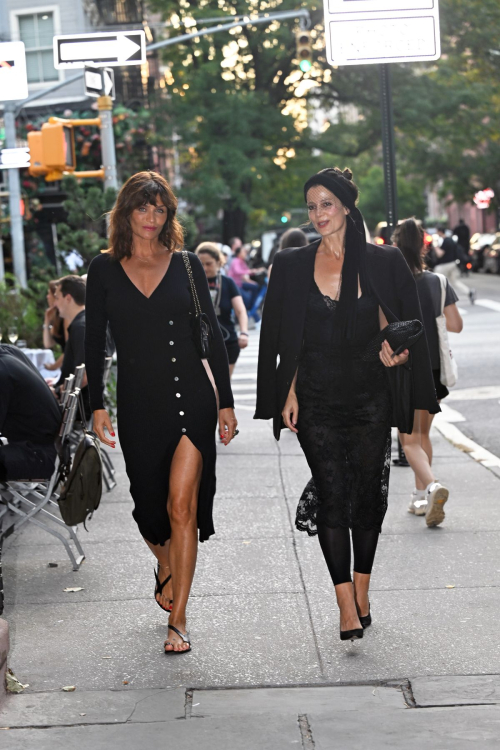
[268,227,308,274]
[453,218,470,255]
[85,171,237,654]
[196,242,249,377]
[227,244,267,324]
[255,167,439,642]
[392,219,463,526]
[435,227,475,303]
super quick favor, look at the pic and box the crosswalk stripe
[475,299,500,312]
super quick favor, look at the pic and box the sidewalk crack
[278,447,326,678]
[298,713,315,749]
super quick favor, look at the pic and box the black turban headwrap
[303,168,371,340]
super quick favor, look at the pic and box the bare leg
[353,572,371,618]
[399,411,435,490]
[228,363,235,378]
[165,436,202,652]
[420,410,435,468]
[335,583,362,632]
[145,538,173,610]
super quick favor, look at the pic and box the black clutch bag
[182,250,214,359]
[363,320,423,434]
[362,320,423,362]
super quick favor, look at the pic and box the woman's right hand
[93,409,116,448]
[282,390,299,434]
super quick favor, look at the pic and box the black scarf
[303,170,371,340]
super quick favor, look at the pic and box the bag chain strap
[182,250,202,318]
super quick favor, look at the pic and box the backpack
[58,432,103,527]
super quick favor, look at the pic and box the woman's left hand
[219,408,238,446]
[379,339,409,367]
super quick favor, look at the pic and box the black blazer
[254,240,440,440]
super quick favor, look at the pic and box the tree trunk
[223,205,247,244]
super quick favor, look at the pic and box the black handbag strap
[182,250,202,318]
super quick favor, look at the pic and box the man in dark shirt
[453,218,471,254]
[53,275,90,417]
[0,345,61,481]
[435,228,475,303]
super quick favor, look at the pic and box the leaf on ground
[122,681,129,685]
[63,587,84,592]
[6,670,29,693]
[61,686,76,692]
[445,584,456,589]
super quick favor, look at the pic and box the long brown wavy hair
[107,171,184,260]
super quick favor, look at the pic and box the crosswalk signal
[28,122,76,181]
[296,30,312,73]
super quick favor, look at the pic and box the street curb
[434,416,500,473]
[0,618,8,706]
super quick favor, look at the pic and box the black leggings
[317,524,380,586]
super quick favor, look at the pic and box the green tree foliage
[148,0,331,237]
[148,0,500,233]
[56,176,117,266]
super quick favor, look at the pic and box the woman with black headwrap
[255,168,439,642]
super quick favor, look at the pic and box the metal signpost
[323,0,441,233]
[53,31,145,69]
[1,41,30,286]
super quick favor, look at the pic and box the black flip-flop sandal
[164,624,191,654]
[154,564,173,613]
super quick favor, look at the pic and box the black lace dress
[295,280,392,535]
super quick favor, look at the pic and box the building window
[18,12,58,84]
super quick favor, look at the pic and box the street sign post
[84,66,115,99]
[54,31,145,69]
[323,1,441,235]
[0,42,29,101]
[323,0,441,66]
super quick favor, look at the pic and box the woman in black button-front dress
[85,172,237,654]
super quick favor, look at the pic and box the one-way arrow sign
[84,66,115,99]
[54,31,145,69]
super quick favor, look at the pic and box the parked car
[469,232,497,271]
[374,220,434,248]
[483,234,500,274]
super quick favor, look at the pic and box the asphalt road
[446,271,500,458]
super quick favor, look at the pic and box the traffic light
[281,211,291,224]
[296,30,312,73]
[28,122,76,181]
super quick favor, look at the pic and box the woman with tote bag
[392,219,463,528]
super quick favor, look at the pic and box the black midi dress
[85,251,234,545]
[295,281,392,535]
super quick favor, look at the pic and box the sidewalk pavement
[1,336,499,747]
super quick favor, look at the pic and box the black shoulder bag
[182,250,214,359]
[57,390,103,527]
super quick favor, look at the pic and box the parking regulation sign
[0,42,29,101]
[323,0,441,66]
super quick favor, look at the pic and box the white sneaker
[408,493,428,515]
[425,482,449,527]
